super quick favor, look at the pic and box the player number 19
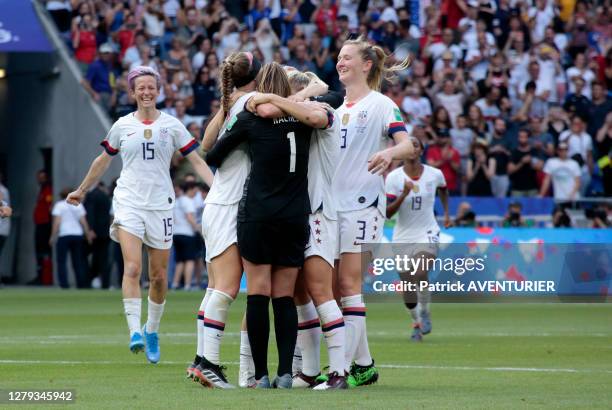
[287,132,296,173]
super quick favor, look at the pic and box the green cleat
[347,360,379,387]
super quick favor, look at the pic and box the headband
[234,54,261,88]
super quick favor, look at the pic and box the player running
[332,37,414,387]
[67,66,214,364]
[186,51,261,387]
[205,62,330,389]
[385,138,450,341]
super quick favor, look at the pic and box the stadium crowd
[1,0,607,287]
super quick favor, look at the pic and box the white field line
[0,359,611,375]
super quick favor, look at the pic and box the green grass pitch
[1,289,611,409]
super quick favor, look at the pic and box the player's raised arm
[67,152,113,206]
[254,93,329,129]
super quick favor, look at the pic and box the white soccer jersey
[308,111,340,220]
[102,111,198,211]
[173,195,196,236]
[385,165,446,242]
[205,92,255,206]
[332,91,407,216]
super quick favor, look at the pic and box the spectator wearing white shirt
[539,142,581,201]
[566,53,596,100]
[171,182,199,291]
[401,84,432,125]
[559,115,593,196]
[50,188,94,288]
[528,0,555,44]
[426,28,463,67]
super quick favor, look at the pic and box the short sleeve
[51,202,61,217]
[543,159,552,174]
[436,169,447,188]
[77,204,86,218]
[385,171,403,201]
[183,197,196,214]
[100,122,121,156]
[383,99,407,139]
[584,134,593,152]
[174,121,200,156]
[571,161,581,177]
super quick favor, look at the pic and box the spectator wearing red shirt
[32,170,53,285]
[311,0,337,35]
[71,13,98,72]
[426,132,461,194]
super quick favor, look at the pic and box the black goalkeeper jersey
[206,111,313,222]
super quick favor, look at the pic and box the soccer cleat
[292,371,320,388]
[142,325,160,364]
[411,323,423,342]
[347,360,379,387]
[186,360,199,379]
[420,310,432,335]
[255,375,271,389]
[194,358,235,389]
[313,372,349,390]
[272,373,293,389]
[129,332,144,354]
[315,366,330,384]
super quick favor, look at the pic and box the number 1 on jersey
[287,132,296,173]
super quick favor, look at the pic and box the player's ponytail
[343,36,412,91]
[219,52,262,117]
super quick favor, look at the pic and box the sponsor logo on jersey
[342,113,350,125]
[357,111,368,125]
[144,129,153,139]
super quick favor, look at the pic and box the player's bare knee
[123,261,141,279]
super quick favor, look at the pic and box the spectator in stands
[50,188,94,289]
[595,113,612,167]
[84,182,112,289]
[588,82,612,148]
[566,53,596,100]
[467,104,490,140]
[552,206,572,228]
[287,43,317,73]
[122,31,148,69]
[427,133,461,195]
[430,77,469,127]
[174,99,194,126]
[81,43,118,114]
[466,139,494,197]
[529,116,555,161]
[190,65,218,117]
[539,142,581,202]
[401,84,432,125]
[31,170,53,286]
[451,114,475,194]
[563,77,591,119]
[585,205,610,228]
[71,13,98,73]
[129,44,158,72]
[559,115,593,196]
[508,129,542,197]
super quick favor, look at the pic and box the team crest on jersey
[357,111,368,125]
[144,129,153,140]
[159,128,169,146]
[342,113,350,125]
[412,184,420,193]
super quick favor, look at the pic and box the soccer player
[206,62,330,389]
[66,66,214,364]
[187,51,261,387]
[386,138,450,341]
[332,37,414,387]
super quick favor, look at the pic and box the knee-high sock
[272,296,298,377]
[417,286,431,314]
[145,297,165,333]
[196,288,214,358]
[203,289,234,365]
[123,298,141,337]
[296,301,321,377]
[342,295,369,369]
[239,330,254,382]
[292,343,302,375]
[246,294,270,379]
[317,300,345,376]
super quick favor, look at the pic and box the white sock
[406,304,419,324]
[317,300,345,376]
[417,287,431,314]
[239,330,254,382]
[292,344,302,375]
[197,288,214,357]
[296,301,321,377]
[203,289,234,365]
[342,294,372,367]
[123,298,141,337]
[145,297,165,333]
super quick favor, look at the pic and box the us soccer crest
[357,111,368,125]
[144,129,153,140]
[342,113,350,125]
[159,127,169,146]
[412,184,420,193]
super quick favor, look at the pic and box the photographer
[502,202,528,227]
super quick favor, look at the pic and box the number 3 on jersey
[340,128,347,149]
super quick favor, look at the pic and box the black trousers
[56,235,88,288]
[88,237,110,288]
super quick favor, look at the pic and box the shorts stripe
[343,307,366,317]
[197,310,204,321]
[298,318,320,330]
[322,318,345,332]
[203,318,225,331]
